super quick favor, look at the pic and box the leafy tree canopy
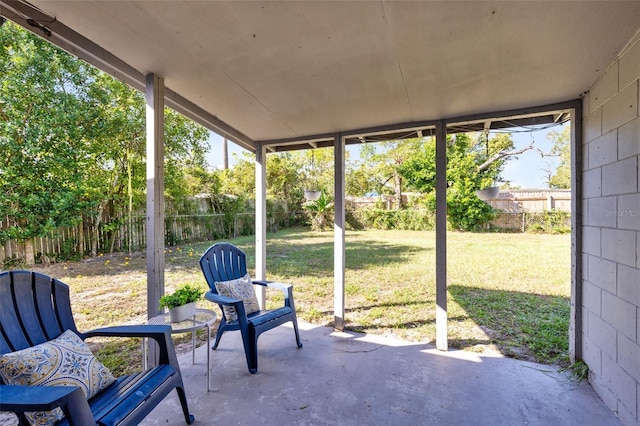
[0,22,209,247]
[217,149,330,213]
[0,22,97,242]
[398,133,517,230]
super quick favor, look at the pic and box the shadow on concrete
[141,321,618,426]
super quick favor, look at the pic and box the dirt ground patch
[27,250,215,370]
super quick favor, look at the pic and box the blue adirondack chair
[0,270,194,425]
[199,243,302,374]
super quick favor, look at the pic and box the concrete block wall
[582,31,640,426]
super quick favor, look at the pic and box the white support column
[145,73,165,365]
[333,133,346,331]
[255,142,267,308]
[435,121,448,351]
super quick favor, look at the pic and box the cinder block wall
[582,30,640,426]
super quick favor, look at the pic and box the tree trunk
[394,172,403,210]
[92,205,104,257]
[77,219,84,258]
[24,239,35,266]
[109,230,117,254]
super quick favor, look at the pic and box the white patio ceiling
[3,1,640,151]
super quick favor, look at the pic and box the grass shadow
[240,237,425,278]
[42,227,428,280]
[448,285,570,366]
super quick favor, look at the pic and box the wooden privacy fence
[489,211,571,233]
[0,212,291,265]
[486,189,572,213]
[1,209,570,265]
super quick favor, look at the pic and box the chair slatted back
[199,243,248,293]
[0,270,78,356]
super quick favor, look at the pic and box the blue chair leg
[176,385,195,424]
[212,326,225,350]
[247,327,259,374]
[247,349,258,374]
[235,322,256,373]
[293,318,303,348]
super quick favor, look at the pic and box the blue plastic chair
[199,243,302,373]
[0,270,194,425]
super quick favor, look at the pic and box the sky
[205,122,567,189]
[493,123,566,188]
[206,135,246,170]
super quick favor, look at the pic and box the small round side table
[144,308,217,391]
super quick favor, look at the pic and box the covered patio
[2,1,640,424]
[139,321,619,425]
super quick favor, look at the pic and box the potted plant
[159,284,204,322]
[304,149,322,201]
[303,189,322,201]
[475,186,500,201]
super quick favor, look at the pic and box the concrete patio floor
[141,321,619,425]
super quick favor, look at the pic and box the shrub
[525,210,571,233]
[347,208,435,231]
[303,191,334,231]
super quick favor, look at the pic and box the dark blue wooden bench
[0,270,194,425]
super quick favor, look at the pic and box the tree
[266,152,304,211]
[399,133,521,230]
[0,22,210,260]
[303,191,334,231]
[163,111,210,207]
[444,134,500,230]
[0,22,99,262]
[357,139,423,208]
[546,125,571,189]
[218,152,256,198]
[345,163,376,197]
[210,150,307,219]
[299,148,334,196]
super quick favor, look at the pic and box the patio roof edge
[164,88,256,153]
[0,0,255,152]
[256,99,581,153]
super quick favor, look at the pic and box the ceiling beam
[258,100,578,152]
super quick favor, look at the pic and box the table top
[148,308,217,333]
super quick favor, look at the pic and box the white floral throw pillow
[214,273,261,322]
[0,329,115,425]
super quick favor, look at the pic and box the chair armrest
[204,292,247,322]
[252,281,297,311]
[81,325,178,368]
[204,292,242,307]
[252,280,293,292]
[82,324,170,340]
[0,385,95,425]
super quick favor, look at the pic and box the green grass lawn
[31,227,571,375]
